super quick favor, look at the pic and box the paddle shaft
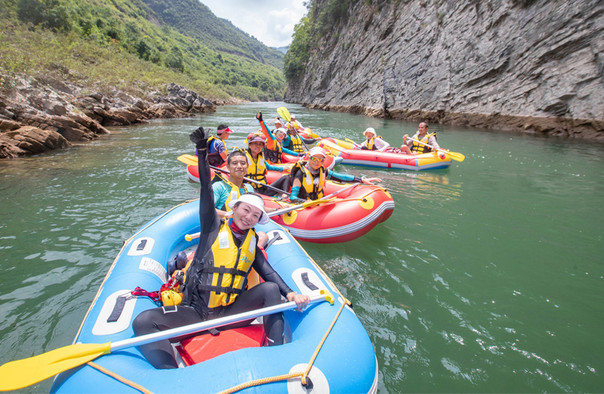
[185,193,338,240]
[291,126,310,152]
[268,183,358,217]
[178,155,292,195]
[210,165,291,196]
[0,292,332,390]
[111,292,330,351]
[407,137,440,151]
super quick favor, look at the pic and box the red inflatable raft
[262,181,394,243]
[318,138,452,171]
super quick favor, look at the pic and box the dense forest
[0,0,286,101]
[284,0,352,81]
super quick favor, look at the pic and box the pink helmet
[247,132,266,144]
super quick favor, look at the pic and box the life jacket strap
[198,284,245,295]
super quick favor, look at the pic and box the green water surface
[0,102,602,393]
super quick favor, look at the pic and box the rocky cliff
[286,0,603,139]
[0,78,215,158]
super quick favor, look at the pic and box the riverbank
[0,73,228,158]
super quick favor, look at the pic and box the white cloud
[199,0,307,47]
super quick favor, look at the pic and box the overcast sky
[198,0,308,48]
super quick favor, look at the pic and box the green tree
[17,0,71,31]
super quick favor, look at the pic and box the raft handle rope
[86,362,152,394]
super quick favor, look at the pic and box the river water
[1,102,602,393]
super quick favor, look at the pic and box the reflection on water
[1,103,603,393]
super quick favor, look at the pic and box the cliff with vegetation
[285,0,603,140]
[0,0,285,158]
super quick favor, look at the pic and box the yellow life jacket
[164,222,256,308]
[292,162,326,200]
[366,137,375,150]
[290,134,304,153]
[410,133,436,154]
[214,173,243,211]
[245,150,267,188]
[206,222,256,308]
[364,135,384,151]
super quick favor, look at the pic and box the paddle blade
[445,151,465,162]
[177,154,198,166]
[276,107,291,122]
[0,343,110,390]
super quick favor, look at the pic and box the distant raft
[50,200,379,393]
[318,138,452,171]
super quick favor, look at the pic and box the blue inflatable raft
[50,199,378,393]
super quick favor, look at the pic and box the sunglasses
[310,156,325,162]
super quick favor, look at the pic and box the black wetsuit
[132,146,293,369]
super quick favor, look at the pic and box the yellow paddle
[269,183,358,217]
[277,107,320,139]
[0,292,334,390]
[408,138,465,162]
[276,106,291,122]
[177,153,198,166]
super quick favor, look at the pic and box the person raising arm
[256,112,299,163]
[132,126,310,369]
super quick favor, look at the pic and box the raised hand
[189,126,209,149]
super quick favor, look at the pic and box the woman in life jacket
[400,122,441,155]
[359,127,390,151]
[255,112,300,163]
[289,147,382,202]
[245,132,291,196]
[132,126,310,369]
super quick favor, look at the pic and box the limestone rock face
[286,0,603,140]
[0,77,216,158]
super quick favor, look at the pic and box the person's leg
[261,175,290,198]
[132,305,202,369]
[223,282,285,345]
[400,145,412,154]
